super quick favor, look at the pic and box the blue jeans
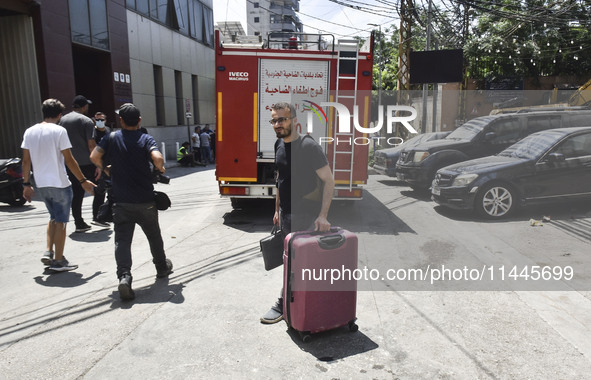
[113,202,168,278]
[201,146,212,163]
[36,186,73,223]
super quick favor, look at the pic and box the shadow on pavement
[223,199,275,233]
[434,199,591,242]
[223,193,415,236]
[286,327,379,361]
[109,278,185,309]
[0,204,35,213]
[399,188,432,201]
[329,192,415,236]
[68,228,113,242]
[434,198,591,222]
[34,271,103,288]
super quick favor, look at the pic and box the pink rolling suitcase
[283,228,358,342]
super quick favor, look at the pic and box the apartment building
[246,0,302,43]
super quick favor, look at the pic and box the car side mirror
[546,152,565,163]
[484,132,496,141]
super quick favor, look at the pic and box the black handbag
[260,225,286,271]
[96,198,113,223]
[154,191,171,210]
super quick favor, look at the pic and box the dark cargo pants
[113,202,167,278]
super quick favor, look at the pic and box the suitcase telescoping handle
[317,234,346,250]
[309,227,346,250]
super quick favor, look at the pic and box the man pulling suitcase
[260,101,335,324]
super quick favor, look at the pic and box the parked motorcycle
[0,158,26,206]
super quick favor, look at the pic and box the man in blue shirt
[90,103,172,301]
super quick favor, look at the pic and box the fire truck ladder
[333,39,359,192]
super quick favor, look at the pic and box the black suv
[395,110,591,190]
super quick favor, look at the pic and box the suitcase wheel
[298,331,312,343]
[348,321,358,332]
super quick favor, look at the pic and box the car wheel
[475,182,517,219]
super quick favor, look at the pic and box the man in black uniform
[260,101,335,324]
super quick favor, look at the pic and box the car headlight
[412,151,430,163]
[451,173,479,187]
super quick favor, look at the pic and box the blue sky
[212,0,397,40]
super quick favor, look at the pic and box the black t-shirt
[275,135,328,214]
[93,126,110,144]
[98,130,158,203]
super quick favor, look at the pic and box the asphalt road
[1,166,591,379]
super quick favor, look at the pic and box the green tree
[360,0,591,88]
[464,0,591,80]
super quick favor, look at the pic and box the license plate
[432,186,440,196]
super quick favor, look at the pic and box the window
[192,75,199,122]
[254,17,259,23]
[524,116,561,137]
[90,0,109,50]
[149,0,168,22]
[203,5,213,46]
[191,0,203,41]
[127,0,213,46]
[70,1,91,45]
[488,119,521,145]
[70,0,109,50]
[154,65,165,126]
[175,70,184,125]
[254,2,259,8]
[554,133,591,159]
[136,0,149,15]
[156,0,168,23]
[173,0,189,35]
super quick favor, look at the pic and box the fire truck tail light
[221,186,249,196]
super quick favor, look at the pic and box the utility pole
[397,0,413,138]
[368,23,382,110]
[369,23,383,152]
[421,0,433,134]
[458,2,470,124]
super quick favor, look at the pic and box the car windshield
[498,131,563,159]
[446,119,488,140]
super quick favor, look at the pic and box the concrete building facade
[0,0,215,161]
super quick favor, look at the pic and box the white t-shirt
[21,122,72,188]
[200,132,210,147]
[191,132,200,148]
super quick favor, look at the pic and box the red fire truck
[214,31,374,207]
